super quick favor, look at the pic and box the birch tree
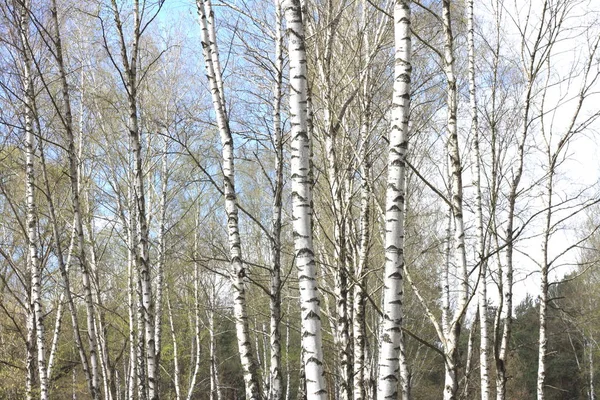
[441,0,471,393]
[478,3,523,399]
[376,0,411,398]
[268,1,285,397]
[283,0,328,397]
[306,0,353,394]
[185,210,203,400]
[1,0,600,397]
[404,1,470,398]
[102,1,165,397]
[195,0,262,397]
[352,2,378,397]
[467,1,491,398]
[14,2,49,398]
[400,2,477,398]
[41,1,103,396]
[535,17,600,400]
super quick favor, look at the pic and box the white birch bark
[25,76,49,400]
[263,324,270,395]
[535,6,600,398]
[48,1,101,395]
[185,223,202,400]
[495,87,527,400]
[442,0,468,316]
[537,224,549,400]
[136,273,148,400]
[285,306,291,400]
[332,181,351,400]
[255,319,263,382]
[268,2,285,398]
[297,350,307,400]
[488,20,503,397]
[195,0,261,397]
[41,152,90,393]
[496,5,562,400]
[109,2,158,397]
[399,143,411,400]
[209,306,222,400]
[399,329,411,400]
[353,104,371,400]
[442,200,452,337]
[353,7,374,393]
[312,6,354,392]
[154,136,168,369]
[39,95,83,389]
[135,110,157,400]
[589,339,595,400]
[47,289,65,383]
[461,314,478,400]
[16,10,35,399]
[126,175,138,400]
[442,1,469,397]
[117,155,139,400]
[467,1,490,398]
[321,63,351,400]
[376,1,411,399]
[74,96,101,400]
[26,308,35,400]
[18,3,49,397]
[81,203,111,398]
[283,0,327,397]
[167,292,181,400]
[496,3,548,396]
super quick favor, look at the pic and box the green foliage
[508,285,593,399]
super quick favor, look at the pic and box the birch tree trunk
[40,141,93,395]
[195,1,261,397]
[16,8,35,399]
[496,5,562,400]
[442,1,469,397]
[26,308,35,400]
[496,3,548,397]
[167,292,181,400]
[537,206,550,400]
[495,87,528,400]
[311,4,356,393]
[488,17,504,400]
[589,339,595,400]
[133,95,157,400]
[268,1,284,398]
[109,2,158,397]
[353,89,371,400]
[18,3,49,398]
[209,306,222,400]
[47,286,65,383]
[185,222,202,400]
[25,65,49,400]
[285,306,291,400]
[535,6,600,398]
[47,1,102,396]
[399,329,411,400]
[461,314,478,400]
[283,0,327,397]
[353,5,377,394]
[467,1,490,398]
[376,1,411,399]
[126,175,139,400]
[136,272,148,400]
[154,136,168,371]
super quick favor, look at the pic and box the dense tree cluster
[1,0,599,399]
